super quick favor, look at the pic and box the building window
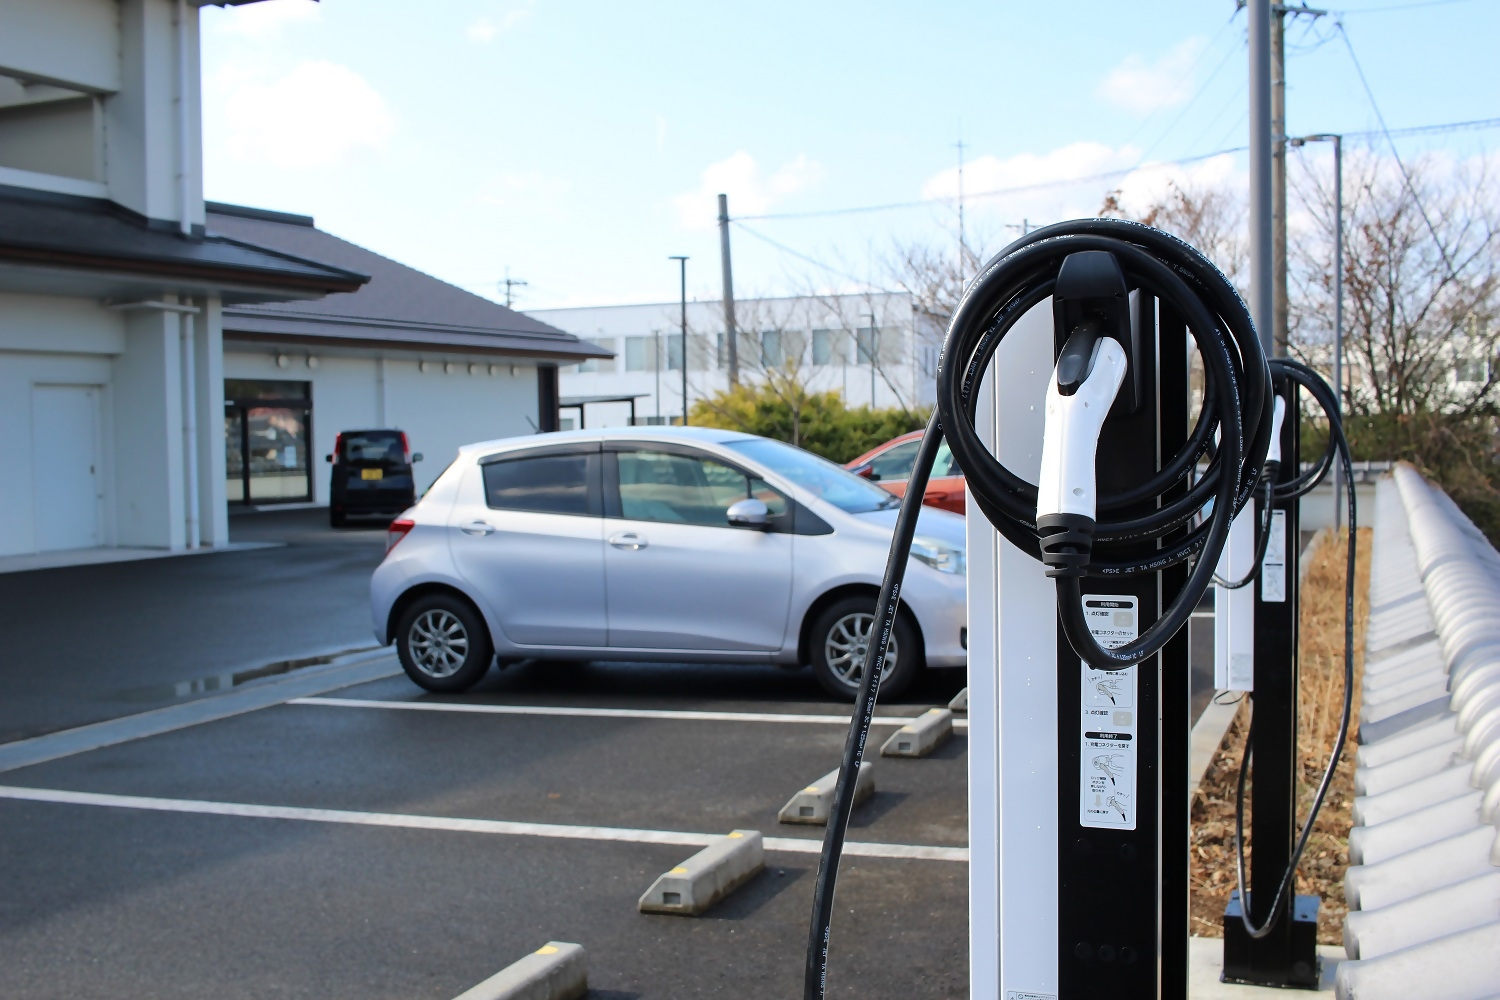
[625,336,651,372]
[667,333,684,371]
[812,329,845,366]
[224,379,313,505]
[856,327,878,365]
[761,330,782,368]
[1456,358,1489,384]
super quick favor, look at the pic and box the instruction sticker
[1080,595,1138,831]
[1260,510,1288,603]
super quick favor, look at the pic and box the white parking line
[291,696,971,730]
[0,784,968,863]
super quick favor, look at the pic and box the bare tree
[1289,152,1500,416]
[1101,180,1249,297]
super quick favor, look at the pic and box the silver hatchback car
[370,427,967,700]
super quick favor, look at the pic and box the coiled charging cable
[806,219,1276,998]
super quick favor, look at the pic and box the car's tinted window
[483,453,596,516]
[727,438,898,514]
[869,440,919,480]
[615,449,787,527]
[341,431,403,464]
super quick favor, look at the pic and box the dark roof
[0,184,367,295]
[208,203,612,362]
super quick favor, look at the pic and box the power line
[731,221,874,286]
[1131,29,1245,167]
[1336,20,1459,278]
[1341,0,1482,12]
[1118,14,1241,153]
[734,114,1499,227]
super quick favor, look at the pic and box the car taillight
[399,431,411,465]
[386,518,415,555]
[332,432,344,464]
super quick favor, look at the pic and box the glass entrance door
[224,380,313,505]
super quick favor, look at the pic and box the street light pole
[670,255,689,426]
[1291,132,1344,528]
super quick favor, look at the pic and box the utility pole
[954,134,967,283]
[1291,132,1343,527]
[1249,0,1274,357]
[866,313,877,407]
[717,193,739,385]
[502,267,528,309]
[1270,2,1327,357]
[669,255,689,426]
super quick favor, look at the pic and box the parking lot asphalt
[0,510,387,743]
[0,656,969,999]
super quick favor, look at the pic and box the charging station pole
[970,291,1193,999]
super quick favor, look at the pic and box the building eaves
[0,184,368,295]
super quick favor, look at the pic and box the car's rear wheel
[395,594,493,693]
[809,595,922,701]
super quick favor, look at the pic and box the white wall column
[113,303,184,548]
[197,296,228,546]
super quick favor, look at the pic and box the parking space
[0,654,969,998]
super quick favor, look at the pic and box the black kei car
[326,429,422,527]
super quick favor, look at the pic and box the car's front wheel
[808,595,922,701]
[395,594,493,693]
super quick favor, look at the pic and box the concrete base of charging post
[451,942,586,1000]
[881,708,953,757]
[948,687,968,713]
[638,830,763,916]
[779,761,874,825]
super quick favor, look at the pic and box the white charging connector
[1036,336,1129,522]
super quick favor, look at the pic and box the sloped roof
[0,185,366,297]
[208,203,610,362]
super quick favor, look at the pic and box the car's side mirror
[324,454,334,463]
[852,463,877,480]
[411,453,423,463]
[726,497,770,530]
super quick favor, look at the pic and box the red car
[845,430,966,514]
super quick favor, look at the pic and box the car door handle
[461,520,496,536]
[609,531,648,550]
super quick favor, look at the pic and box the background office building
[529,292,941,430]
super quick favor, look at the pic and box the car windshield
[726,438,901,514]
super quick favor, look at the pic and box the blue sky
[200,0,1499,309]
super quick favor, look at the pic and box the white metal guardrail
[1335,465,1500,999]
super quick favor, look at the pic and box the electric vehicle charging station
[804,219,1355,1000]
[965,273,1197,999]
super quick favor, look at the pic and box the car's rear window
[482,453,599,516]
[341,431,404,464]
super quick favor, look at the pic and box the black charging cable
[1230,357,1357,939]
[805,219,1275,999]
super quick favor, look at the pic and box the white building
[0,0,606,560]
[529,292,942,429]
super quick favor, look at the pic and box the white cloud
[1095,37,1207,114]
[206,0,322,38]
[1108,152,1244,217]
[217,61,396,169]
[671,151,825,229]
[466,3,535,42]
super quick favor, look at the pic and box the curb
[638,830,764,916]
[881,708,953,757]
[451,941,587,1000]
[778,761,874,825]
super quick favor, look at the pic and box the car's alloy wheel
[809,595,921,701]
[395,594,493,693]
[823,611,898,687]
[409,608,469,679]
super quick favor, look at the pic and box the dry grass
[1189,526,1373,944]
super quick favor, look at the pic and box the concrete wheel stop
[880,708,954,757]
[638,830,764,916]
[778,761,874,825]
[452,941,586,1000]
